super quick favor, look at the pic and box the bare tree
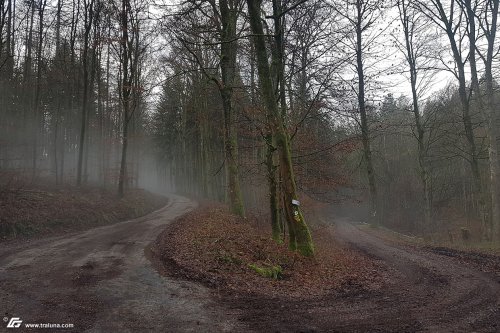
[118,0,147,197]
[460,0,500,239]
[332,0,385,224]
[417,0,489,236]
[396,0,433,229]
[173,0,246,217]
[247,0,314,256]
[76,0,95,186]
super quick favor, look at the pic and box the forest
[1,0,499,243]
[1,0,500,331]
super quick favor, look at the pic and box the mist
[1,0,500,332]
[0,0,498,244]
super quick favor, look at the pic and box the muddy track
[1,203,499,333]
[227,220,500,332]
[0,195,239,333]
[335,220,500,332]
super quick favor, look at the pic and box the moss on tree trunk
[246,0,314,256]
[266,133,283,243]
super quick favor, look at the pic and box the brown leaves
[0,185,167,240]
[155,204,385,299]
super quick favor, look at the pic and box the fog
[0,0,499,243]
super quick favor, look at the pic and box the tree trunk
[483,0,500,239]
[118,119,129,197]
[221,89,245,216]
[266,133,283,242]
[32,0,46,180]
[247,0,314,256]
[488,120,500,240]
[452,46,487,237]
[355,5,378,225]
[23,1,34,173]
[5,0,14,79]
[398,0,432,230]
[216,0,245,216]
[464,0,492,238]
[77,0,94,186]
[118,0,131,198]
[429,0,488,237]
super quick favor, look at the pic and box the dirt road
[1,200,500,332]
[332,220,500,332]
[229,219,500,332]
[0,195,239,332]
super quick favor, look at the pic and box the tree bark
[77,0,94,186]
[464,0,494,238]
[266,133,283,242]
[4,0,14,78]
[118,0,131,198]
[482,0,500,239]
[219,0,245,217]
[247,0,314,256]
[355,0,378,225]
[32,0,46,180]
[398,0,432,230]
[423,0,488,236]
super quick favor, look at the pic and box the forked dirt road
[0,195,240,332]
[226,221,500,332]
[1,197,500,332]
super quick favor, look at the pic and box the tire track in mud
[0,195,240,333]
[224,220,500,333]
[2,202,499,332]
[330,221,500,332]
